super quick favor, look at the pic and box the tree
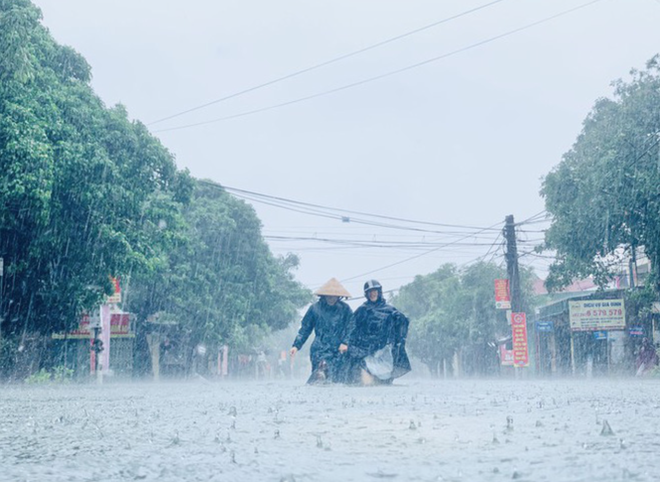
[394,261,536,376]
[392,265,458,375]
[0,0,190,375]
[0,1,310,378]
[124,180,311,374]
[542,56,660,294]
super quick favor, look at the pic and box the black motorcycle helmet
[363,279,383,300]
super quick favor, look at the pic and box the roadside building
[531,253,658,377]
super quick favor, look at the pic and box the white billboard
[568,299,625,331]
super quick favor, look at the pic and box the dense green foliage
[0,0,183,337]
[125,180,311,357]
[393,262,535,376]
[0,0,309,376]
[542,56,660,293]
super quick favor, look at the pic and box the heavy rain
[3,1,660,481]
[3,379,660,481]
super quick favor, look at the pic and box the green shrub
[24,366,74,384]
[25,368,52,384]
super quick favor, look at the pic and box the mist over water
[3,378,659,481]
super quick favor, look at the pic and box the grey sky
[31,0,660,301]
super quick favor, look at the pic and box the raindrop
[601,420,615,436]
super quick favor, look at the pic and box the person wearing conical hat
[290,278,353,384]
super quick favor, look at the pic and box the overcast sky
[31,0,660,302]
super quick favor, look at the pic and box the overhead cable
[215,182,501,231]
[155,0,604,133]
[339,220,504,282]
[147,0,506,126]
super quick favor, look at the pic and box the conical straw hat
[314,278,351,298]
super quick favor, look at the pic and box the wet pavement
[2,377,659,481]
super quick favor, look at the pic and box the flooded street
[2,378,660,481]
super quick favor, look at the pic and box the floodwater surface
[1,378,659,481]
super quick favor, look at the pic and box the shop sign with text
[511,312,529,367]
[568,299,625,331]
[495,279,511,309]
[52,313,133,339]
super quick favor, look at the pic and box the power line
[147,0,506,126]
[516,210,549,225]
[232,190,498,235]
[459,230,504,268]
[519,250,556,260]
[201,180,552,281]
[205,181,502,232]
[265,234,511,249]
[263,227,504,239]
[155,0,604,133]
[340,220,504,282]
[199,179,529,281]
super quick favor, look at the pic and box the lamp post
[89,314,103,382]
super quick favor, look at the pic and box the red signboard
[106,277,122,304]
[499,345,514,366]
[495,279,511,309]
[511,312,529,367]
[52,313,133,339]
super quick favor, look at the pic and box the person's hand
[338,344,348,353]
[290,347,298,357]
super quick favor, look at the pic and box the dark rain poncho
[343,298,411,382]
[292,299,353,381]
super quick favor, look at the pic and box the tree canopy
[542,56,660,294]
[1,0,185,337]
[0,0,310,376]
[125,180,311,355]
[393,261,535,376]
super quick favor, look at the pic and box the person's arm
[392,310,409,346]
[291,306,315,356]
[339,308,359,353]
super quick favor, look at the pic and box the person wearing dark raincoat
[635,337,658,376]
[290,278,353,384]
[339,280,411,385]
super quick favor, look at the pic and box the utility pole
[503,215,522,313]
[504,215,530,375]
